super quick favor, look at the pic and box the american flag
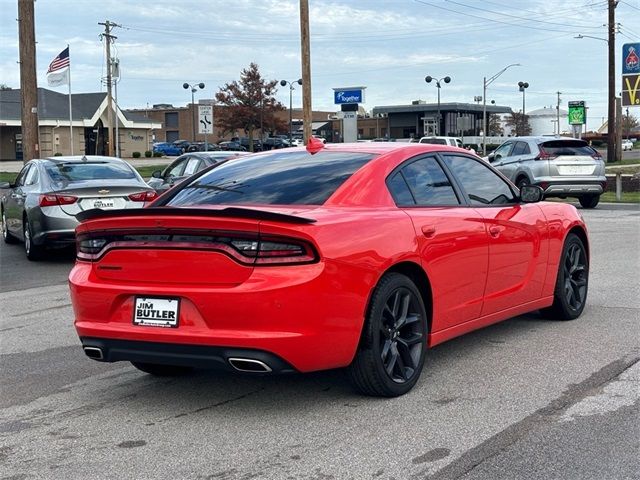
[47,47,70,74]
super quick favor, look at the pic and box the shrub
[132,151,141,158]
[53,152,63,156]
[153,151,163,157]
[144,150,152,158]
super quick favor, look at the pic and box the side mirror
[493,153,502,161]
[520,185,544,203]
[151,170,162,179]
[0,181,11,189]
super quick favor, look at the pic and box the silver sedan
[1,155,157,260]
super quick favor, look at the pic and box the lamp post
[425,75,451,135]
[482,63,520,154]
[183,82,205,142]
[280,78,302,144]
[518,81,529,136]
[575,32,614,162]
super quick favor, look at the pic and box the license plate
[558,165,594,175]
[133,297,180,328]
[92,198,116,209]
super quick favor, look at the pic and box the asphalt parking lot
[0,204,638,479]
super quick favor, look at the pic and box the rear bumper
[534,178,606,197]
[80,337,297,373]
[70,259,373,373]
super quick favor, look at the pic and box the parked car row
[153,136,311,156]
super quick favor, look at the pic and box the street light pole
[183,82,205,142]
[482,63,520,155]
[518,81,529,136]
[425,75,451,136]
[280,78,302,145]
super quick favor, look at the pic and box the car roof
[43,155,128,164]
[281,142,467,156]
[507,136,587,143]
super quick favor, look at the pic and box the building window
[165,112,179,129]
[166,130,179,143]
[369,128,376,138]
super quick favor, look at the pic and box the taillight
[592,151,603,160]
[535,146,556,160]
[128,191,158,202]
[39,194,78,207]
[76,231,318,265]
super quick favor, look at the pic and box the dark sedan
[146,151,248,193]
[1,156,157,260]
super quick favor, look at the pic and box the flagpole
[67,44,74,155]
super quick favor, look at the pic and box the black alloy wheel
[541,233,588,320]
[348,273,427,397]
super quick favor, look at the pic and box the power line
[443,0,604,29]
[620,0,640,11]
[414,0,602,33]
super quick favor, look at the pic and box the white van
[418,136,464,148]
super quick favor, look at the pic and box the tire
[579,194,600,209]
[516,177,529,189]
[2,209,18,244]
[348,273,428,397]
[24,219,45,261]
[131,362,193,376]
[540,233,589,321]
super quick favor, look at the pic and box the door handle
[488,226,501,238]
[421,225,436,238]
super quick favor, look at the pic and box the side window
[24,165,39,185]
[183,158,201,176]
[14,164,32,187]
[443,155,517,206]
[387,172,415,205]
[492,142,514,161]
[165,158,187,179]
[394,157,459,206]
[511,141,531,156]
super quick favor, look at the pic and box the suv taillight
[535,146,556,160]
[128,191,158,202]
[39,194,78,207]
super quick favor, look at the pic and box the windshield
[44,162,137,182]
[166,151,375,206]
[540,140,596,156]
[420,138,447,145]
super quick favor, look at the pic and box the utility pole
[99,20,119,157]
[607,0,617,163]
[299,0,312,144]
[17,0,39,163]
[556,91,562,135]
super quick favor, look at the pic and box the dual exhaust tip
[83,346,272,373]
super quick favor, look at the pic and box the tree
[622,112,639,138]
[505,112,532,136]
[488,113,503,136]
[214,63,286,151]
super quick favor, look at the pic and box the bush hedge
[144,150,152,158]
[153,151,163,157]
[132,151,141,158]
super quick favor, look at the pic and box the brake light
[535,146,556,160]
[128,191,158,202]
[39,194,78,207]
[592,151,603,160]
[76,231,318,265]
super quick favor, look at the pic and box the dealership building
[0,88,160,161]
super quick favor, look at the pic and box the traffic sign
[198,105,213,134]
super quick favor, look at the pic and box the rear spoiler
[76,206,316,224]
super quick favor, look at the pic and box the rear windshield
[419,138,447,145]
[166,151,375,206]
[540,140,596,156]
[44,162,136,182]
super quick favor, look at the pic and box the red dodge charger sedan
[70,141,589,396]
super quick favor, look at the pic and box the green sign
[568,101,586,125]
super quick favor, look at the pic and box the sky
[0,0,639,129]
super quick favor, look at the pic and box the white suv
[418,136,464,148]
[622,139,633,151]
